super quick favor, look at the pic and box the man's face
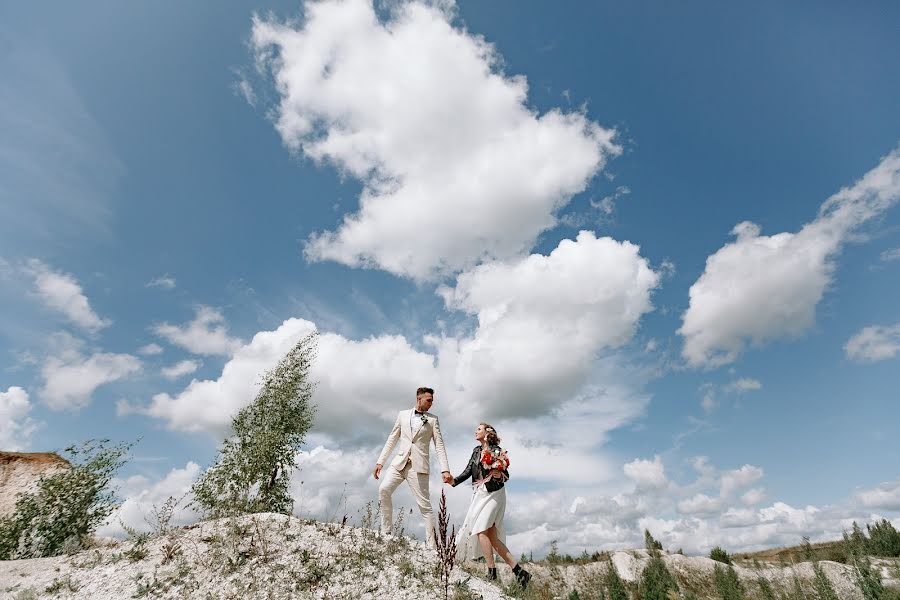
[415,392,434,412]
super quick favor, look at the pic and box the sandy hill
[0,452,70,520]
[2,512,899,599]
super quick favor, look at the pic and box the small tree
[603,555,629,600]
[867,519,900,557]
[812,562,839,600]
[713,564,744,600]
[644,529,663,552]
[710,545,732,565]
[192,332,317,517]
[843,526,887,600]
[0,439,131,559]
[638,554,679,600]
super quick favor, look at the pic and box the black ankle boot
[513,564,531,589]
[487,567,497,580]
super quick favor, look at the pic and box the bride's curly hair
[480,422,500,446]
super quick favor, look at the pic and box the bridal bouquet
[475,447,510,487]
[480,447,510,471]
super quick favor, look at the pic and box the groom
[373,386,452,548]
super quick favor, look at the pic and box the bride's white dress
[455,483,507,560]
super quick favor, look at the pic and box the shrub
[644,529,663,552]
[192,332,317,517]
[843,527,887,600]
[756,575,776,600]
[604,556,629,600]
[867,519,900,557]
[709,545,732,565]
[713,564,744,600]
[812,562,839,600]
[0,439,131,559]
[638,555,678,600]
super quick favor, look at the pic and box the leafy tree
[812,562,839,600]
[604,556,629,600]
[638,555,678,600]
[0,439,131,559]
[756,575,777,600]
[713,564,744,600]
[644,529,663,552]
[867,519,900,557]
[844,527,887,600]
[710,545,732,565]
[192,332,317,517]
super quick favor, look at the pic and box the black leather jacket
[452,445,509,493]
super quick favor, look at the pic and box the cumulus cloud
[152,306,242,356]
[98,462,202,538]
[23,259,110,333]
[145,318,438,437]
[856,478,900,511]
[137,343,164,356]
[623,456,668,491]
[145,231,657,435]
[0,386,40,450]
[880,247,900,262]
[39,340,141,410]
[161,359,200,380]
[146,275,176,289]
[680,147,900,368]
[844,323,900,362]
[439,231,659,418]
[252,0,619,280]
[720,464,764,497]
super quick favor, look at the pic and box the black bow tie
[415,410,424,415]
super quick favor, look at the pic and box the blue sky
[2,0,899,555]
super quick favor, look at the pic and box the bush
[713,564,744,600]
[867,519,900,557]
[709,545,732,565]
[844,526,887,600]
[604,556,629,600]
[644,529,663,552]
[812,562,839,600]
[638,555,678,600]
[0,439,131,559]
[193,333,317,517]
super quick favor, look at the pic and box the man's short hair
[416,387,434,397]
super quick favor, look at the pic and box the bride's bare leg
[477,532,495,567]
[485,525,517,568]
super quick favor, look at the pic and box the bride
[450,423,531,588]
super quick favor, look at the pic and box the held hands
[441,471,453,485]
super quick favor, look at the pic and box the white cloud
[152,306,242,356]
[145,318,438,437]
[439,231,659,418]
[252,0,619,280]
[160,359,200,380]
[741,487,767,506]
[0,386,40,450]
[146,275,176,289]
[137,343,164,356]
[145,231,657,435]
[723,377,762,393]
[720,464,764,497]
[24,259,110,333]
[98,462,202,538]
[856,478,900,511]
[40,345,141,410]
[678,493,726,517]
[680,147,900,367]
[880,247,900,262]
[845,323,900,362]
[623,456,668,491]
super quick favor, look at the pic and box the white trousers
[379,459,435,548]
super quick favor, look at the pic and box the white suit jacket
[377,409,451,475]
